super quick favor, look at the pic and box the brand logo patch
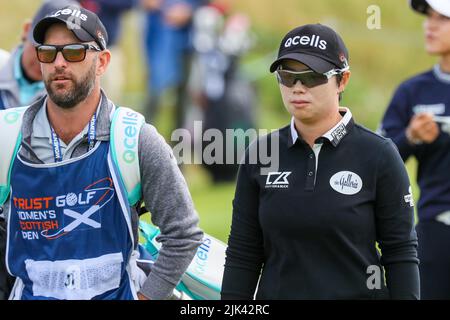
[122,111,139,164]
[265,171,291,189]
[330,123,347,144]
[13,178,115,241]
[329,171,362,195]
[404,186,414,207]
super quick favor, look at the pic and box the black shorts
[416,219,450,299]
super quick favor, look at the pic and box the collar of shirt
[24,89,113,142]
[288,107,354,148]
[13,46,45,105]
[20,90,114,163]
[32,96,104,148]
[433,64,450,84]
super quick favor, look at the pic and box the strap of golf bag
[110,106,145,206]
[0,106,28,207]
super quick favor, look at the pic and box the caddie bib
[6,141,136,300]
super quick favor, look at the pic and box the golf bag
[139,221,226,300]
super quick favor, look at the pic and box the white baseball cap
[410,0,450,18]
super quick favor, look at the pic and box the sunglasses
[276,69,343,88]
[36,43,102,63]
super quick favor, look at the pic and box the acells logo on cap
[284,34,327,50]
[51,8,88,22]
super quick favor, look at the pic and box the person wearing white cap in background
[0,1,79,111]
[378,0,450,299]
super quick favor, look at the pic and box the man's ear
[21,20,32,42]
[96,49,111,76]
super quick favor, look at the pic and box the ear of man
[21,20,32,42]
[96,49,111,77]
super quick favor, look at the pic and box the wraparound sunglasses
[276,68,345,88]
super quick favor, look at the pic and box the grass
[1,0,427,242]
[185,166,235,241]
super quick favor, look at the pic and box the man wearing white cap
[379,0,450,299]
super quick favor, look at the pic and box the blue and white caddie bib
[6,141,137,300]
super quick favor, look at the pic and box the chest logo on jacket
[329,171,362,195]
[265,171,292,189]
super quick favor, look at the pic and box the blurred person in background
[378,0,450,299]
[140,0,204,131]
[78,0,136,102]
[188,2,256,183]
[222,24,420,299]
[0,1,77,110]
[0,0,77,300]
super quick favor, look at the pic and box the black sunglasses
[276,69,343,88]
[36,43,101,63]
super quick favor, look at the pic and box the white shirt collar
[433,64,450,84]
[290,107,353,146]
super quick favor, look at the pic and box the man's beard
[45,61,97,109]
